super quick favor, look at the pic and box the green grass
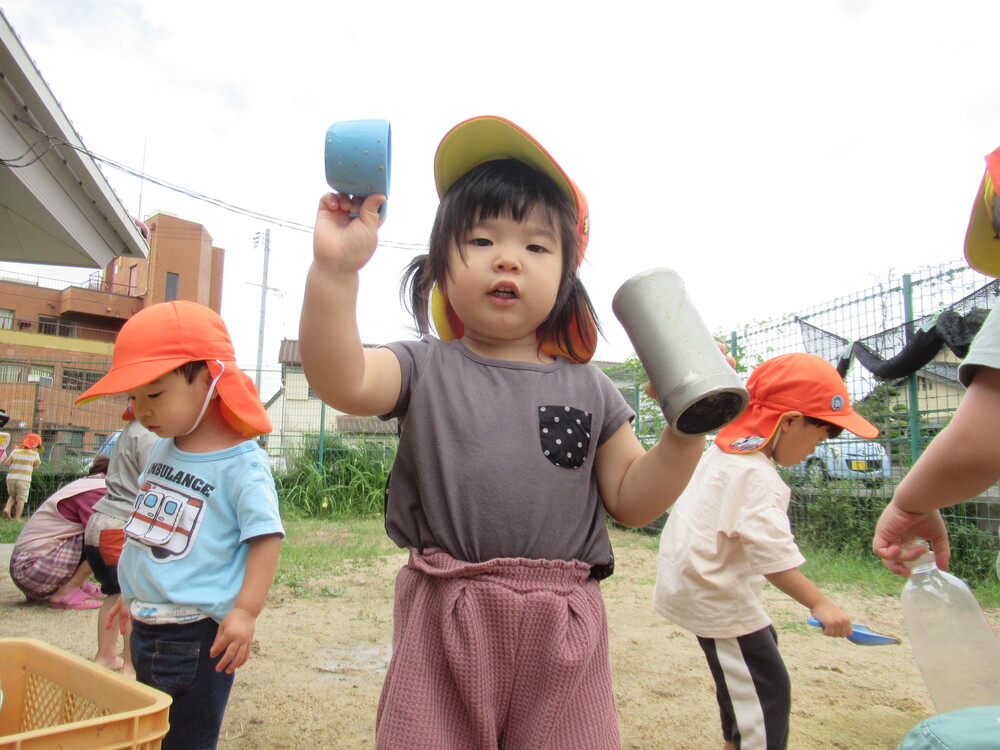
[4,511,998,610]
[273,516,397,595]
[0,519,25,544]
[276,441,395,518]
[798,543,1000,608]
[622,526,1000,608]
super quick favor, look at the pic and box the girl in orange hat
[3,433,42,520]
[302,116,707,748]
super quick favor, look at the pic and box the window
[128,264,138,295]
[62,368,104,392]
[0,363,24,383]
[64,430,84,449]
[38,315,79,338]
[27,365,54,385]
[0,309,12,330]
[165,272,179,301]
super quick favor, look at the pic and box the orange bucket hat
[21,433,42,449]
[715,353,878,454]
[964,145,1000,277]
[75,301,272,439]
[429,115,598,363]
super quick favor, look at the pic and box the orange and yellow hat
[715,353,878,454]
[430,115,598,363]
[964,145,1000,277]
[75,301,272,439]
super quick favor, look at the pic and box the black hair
[804,416,844,439]
[175,360,208,383]
[89,453,111,476]
[400,159,601,362]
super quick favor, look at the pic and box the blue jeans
[131,618,235,750]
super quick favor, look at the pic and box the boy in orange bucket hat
[653,352,879,750]
[75,300,284,750]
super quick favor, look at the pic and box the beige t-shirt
[4,447,40,482]
[653,443,805,639]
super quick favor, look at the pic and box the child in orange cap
[75,300,284,750]
[302,116,707,748]
[653,352,879,750]
[3,433,42,519]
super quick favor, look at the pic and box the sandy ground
[2,527,997,749]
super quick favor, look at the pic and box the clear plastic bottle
[901,545,1000,713]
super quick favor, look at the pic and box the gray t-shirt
[959,306,1000,387]
[382,337,634,568]
[93,418,159,520]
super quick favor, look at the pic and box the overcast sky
[2,0,1000,370]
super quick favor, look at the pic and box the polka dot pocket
[538,405,592,469]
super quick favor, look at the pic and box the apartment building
[0,213,224,468]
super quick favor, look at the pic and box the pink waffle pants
[375,548,621,750]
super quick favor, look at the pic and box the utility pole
[253,229,271,394]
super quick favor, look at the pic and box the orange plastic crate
[0,638,171,749]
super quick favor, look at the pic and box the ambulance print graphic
[124,481,205,560]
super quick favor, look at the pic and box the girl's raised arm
[300,193,401,417]
[595,423,704,528]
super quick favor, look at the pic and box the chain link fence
[3,260,998,581]
[603,260,1000,583]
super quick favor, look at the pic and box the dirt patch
[3,527,994,749]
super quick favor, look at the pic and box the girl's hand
[873,503,950,576]
[312,192,386,275]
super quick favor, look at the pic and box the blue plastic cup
[324,119,391,217]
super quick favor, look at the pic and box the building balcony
[1,316,117,344]
[57,283,134,320]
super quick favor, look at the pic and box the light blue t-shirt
[119,438,284,624]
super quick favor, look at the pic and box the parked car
[787,436,892,485]
[63,429,123,475]
[96,429,122,458]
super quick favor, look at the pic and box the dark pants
[697,625,790,750]
[131,618,235,750]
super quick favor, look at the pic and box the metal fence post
[902,273,922,462]
[318,400,326,470]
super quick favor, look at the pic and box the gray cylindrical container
[612,268,749,436]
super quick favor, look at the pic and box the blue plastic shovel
[807,617,900,646]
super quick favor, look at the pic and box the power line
[6,117,429,251]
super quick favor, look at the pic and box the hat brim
[76,358,272,439]
[964,146,1000,277]
[435,116,574,204]
[75,357,194,405]
[434,116,589,266]
[823,409,879,439]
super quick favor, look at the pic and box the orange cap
[964,145,1000,277]
[431,116,597,363]
[21,433,41,449]
[75,301,271,439]
[715,353,878,454]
